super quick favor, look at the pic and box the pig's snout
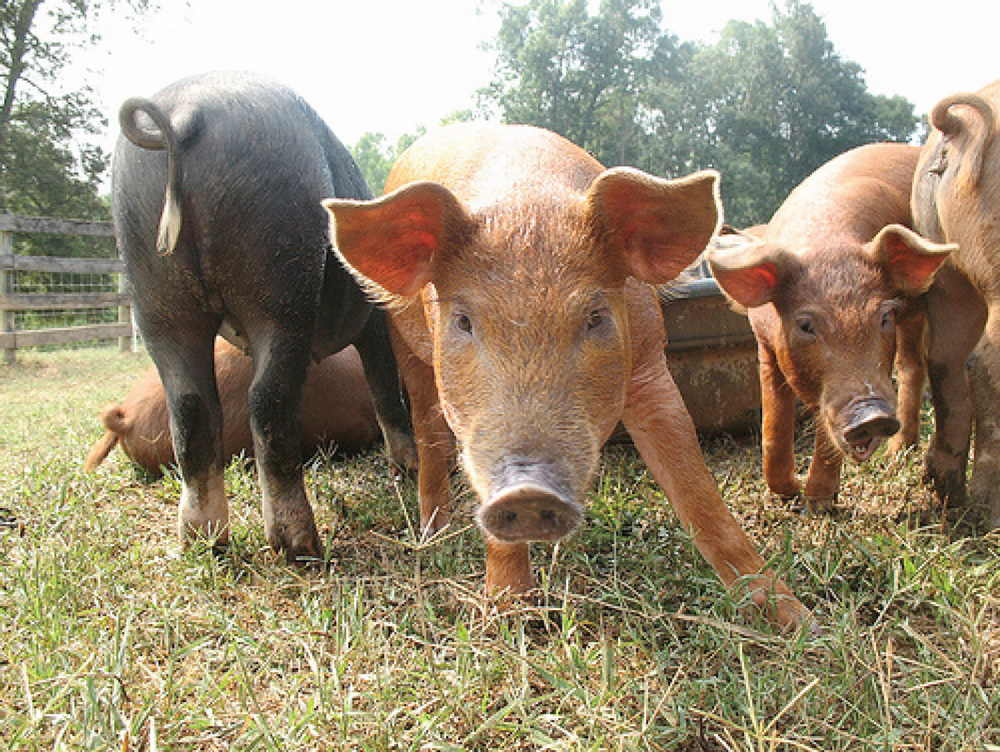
[842,398,900,462]
[478,483,582,542]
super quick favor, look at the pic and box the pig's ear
[586,167,722,284]
[868,224,955,294]
[706,240,798,309]
[323,181,472,297]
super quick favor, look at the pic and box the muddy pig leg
[888,303,928,454]
[968,310,1000,530]
[144,321,229,548]
[924,265,987,509]
[758,343,801,497]
[245,323,320,562]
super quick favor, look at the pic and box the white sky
[81,0,998,156]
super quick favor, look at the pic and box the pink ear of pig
[868,224,955,294]
[322,181,470,296]
[586,167,722,284]
[706,241,799,309]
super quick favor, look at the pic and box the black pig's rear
[112,71,414,560]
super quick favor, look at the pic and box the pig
[706,143,953,508]
[84,340,381,474]
[112,72,415,561]
[323,122,806,629]
[912,79,1000,530]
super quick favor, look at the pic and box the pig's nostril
[478,483,582,543]
[843,398,900,446]
[844,415,900,444]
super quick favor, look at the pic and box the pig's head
[708,225,952,462]
[324,168,720,542]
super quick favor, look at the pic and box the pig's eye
[453,312,473,335]
[586,308,609,333]
[795,315,816,339]
[880,308,895,333]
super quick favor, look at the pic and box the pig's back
[385,123,604,205]
[767,142,921,246]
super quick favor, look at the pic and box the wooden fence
[0,214,131,364]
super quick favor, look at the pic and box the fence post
[118,268,131,353]
[1,229,14,364]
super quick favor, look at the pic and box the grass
[0,347,997,750]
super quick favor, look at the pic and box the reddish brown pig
[707,144,953,507]
[85,339,381,474]
[912,79,1000,530]
[323,123,806,628]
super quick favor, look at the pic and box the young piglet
[708,143,953,508]
[325,123,806,629]
[85,340,381,474]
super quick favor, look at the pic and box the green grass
[0,348,997,750]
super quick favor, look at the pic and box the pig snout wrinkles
[477,457,582,542]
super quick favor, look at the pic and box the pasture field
[0,348,997,751]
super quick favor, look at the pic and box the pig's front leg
[888,302,928,454]
[758,343,801,497]
[623,354,806,630]
[484,540,535,595]
[803,427,841,511]
[392,333,455,536]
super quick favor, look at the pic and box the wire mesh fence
[1,215,133,361]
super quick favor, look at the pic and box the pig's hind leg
[924,265,987,511]
[244,324,321,563]
[353,309,418,472]
[144,322,229,549]
[968,312,1000,530]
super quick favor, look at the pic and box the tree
[350,128,427,196]
[349,109,477,195]
[681,1,919,224]
[479,0,920,227]
[479,0,688,168]
[0,0,156,224]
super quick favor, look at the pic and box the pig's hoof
[485,583,541,610]
[922,462,968,508]
[766,478,802,500]
[886,433,916,455]
[179,520,230,550]
[385,429,419,473]
[747,588,814,634]
[268,528,323,566]
[803,494,836,514]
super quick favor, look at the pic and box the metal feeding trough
[660,262,761,437]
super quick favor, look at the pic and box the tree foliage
[480,0,690,169]
[0,0,155,224]
[479,0,920,226]
[351,129,427,196]
[351,110,472,196]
